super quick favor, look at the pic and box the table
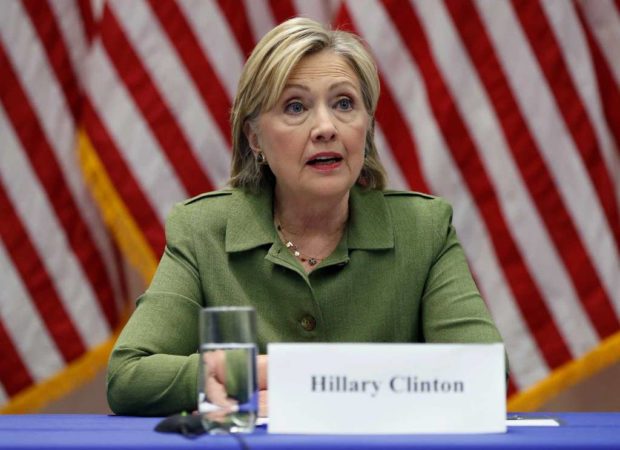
[0,413,619,449]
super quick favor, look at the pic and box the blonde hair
[229,17,387,191]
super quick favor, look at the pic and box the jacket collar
[348,186,394,250]
[225,185,394,253]
[225,188,275,253]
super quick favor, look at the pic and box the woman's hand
[258,389,268,417]
[257,354,268,390]
[257,355,268,417]
[199,352,268,416]
[200,350,238,418]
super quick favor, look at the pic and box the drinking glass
[198,306,258,433]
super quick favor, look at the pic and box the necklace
[275,223,321,266]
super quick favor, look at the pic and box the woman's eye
[285,101,305,114]
[335,97,353,111]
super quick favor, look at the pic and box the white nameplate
[268,343,506,434]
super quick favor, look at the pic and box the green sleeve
[421,200,505,346]
[107,203,203,416]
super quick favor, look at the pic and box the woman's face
[249,50,369,201]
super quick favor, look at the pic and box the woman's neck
[273,188,350,238]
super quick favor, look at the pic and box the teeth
[309,156,342,163]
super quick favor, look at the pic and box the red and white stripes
[0,0,126,400]
[343,0,619,394]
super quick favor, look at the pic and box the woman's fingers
[258,389,268,417]
[257,354,268,390]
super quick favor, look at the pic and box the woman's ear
[244,122,260,154]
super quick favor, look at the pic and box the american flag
[0,0,618,413]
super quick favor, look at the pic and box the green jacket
[107,186,503,416]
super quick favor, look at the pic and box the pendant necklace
[275,223,321,266]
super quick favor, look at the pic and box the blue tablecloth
[0,413,619,449]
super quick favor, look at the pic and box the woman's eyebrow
[283,81,358,93]
[328,81,358,91]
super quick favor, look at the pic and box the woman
[107,17,503,416]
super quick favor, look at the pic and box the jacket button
[300,315,316,331]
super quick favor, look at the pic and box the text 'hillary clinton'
[311,375,465,397]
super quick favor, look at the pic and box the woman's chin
[301,177,356,200]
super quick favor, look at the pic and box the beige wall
[41,369,111,414]
[40,360,620,414]
[542,360,620,412]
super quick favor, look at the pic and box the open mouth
[306,155,343,166]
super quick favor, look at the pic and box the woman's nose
[310,106,337,142]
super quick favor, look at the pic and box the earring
[256,151,266,164]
